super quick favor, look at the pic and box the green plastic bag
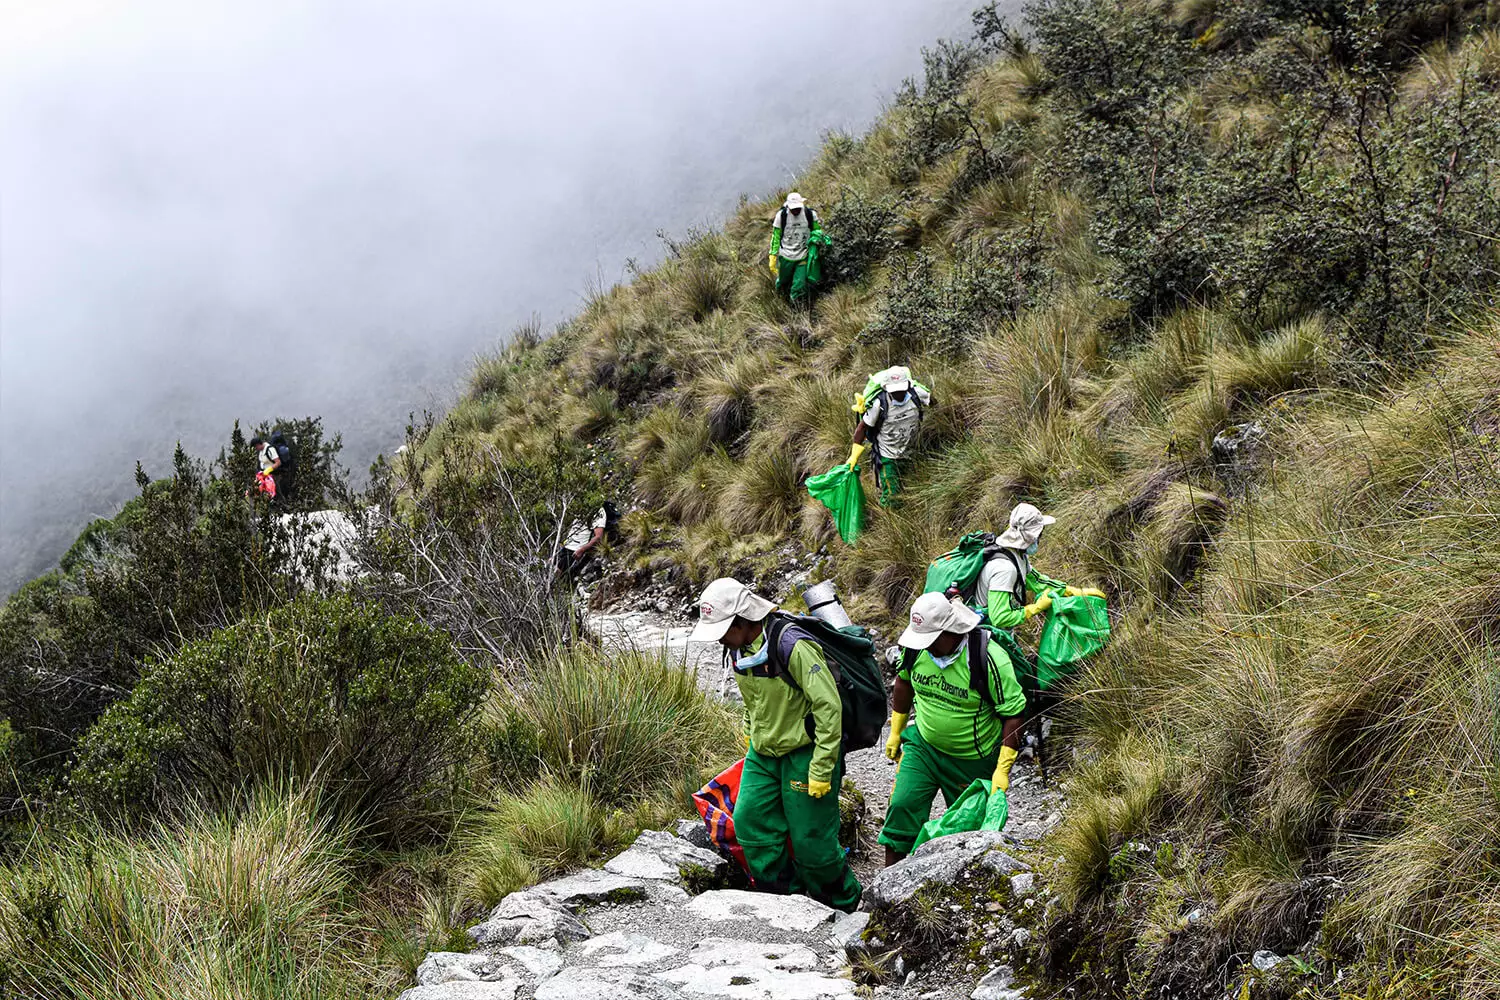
[806,229,831,284]
[806,463,866,546]
[911,778,1009,850]
[1036,594,1111,689]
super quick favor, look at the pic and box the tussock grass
[0,787,395,1000]
[485,644,740,803]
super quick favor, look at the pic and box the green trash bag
[911,778,1009,850]
[806,463,866,546]
[1036,593,1111,689]
[806,229,831,285]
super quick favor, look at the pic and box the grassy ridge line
[416,0,1500,992]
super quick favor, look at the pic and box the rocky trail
[397,604,1067,1000]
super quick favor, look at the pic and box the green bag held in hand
[1036,593,1111,688]
[912,779,1009,850]
[806,463,866,546]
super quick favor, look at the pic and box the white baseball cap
[880,365,913,393]
[898,592,981,650]
[690,577,777,643]
[785,192,806,209]
[996,502,1057,549]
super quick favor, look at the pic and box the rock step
[402,826,862,1000]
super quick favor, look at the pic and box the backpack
[762,611,887,752]
[774,206,817,232]
[922,532,1025,608]
[601,501,622,544]
[270,430,295,474]
[857,369,932,435]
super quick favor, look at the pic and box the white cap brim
[690,616,735,643]
[886,380,911,392]
[898,624,941,649]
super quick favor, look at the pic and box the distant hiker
[769,192,823,305]
[878,593,1028,866]
[691,577,863,912]
[250,436,282,504]
[850,365,933,507]
[554,502,619,583]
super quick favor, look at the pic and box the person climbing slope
[768,192,823,305]
[690,577,862,912]
[976,502,1102,631]
[877,592,1027,866]
[249,435,281,503]
[554,502,619,583]
[849,365,932,507]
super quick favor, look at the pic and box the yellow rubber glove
[1022,593,1054,619]
[851,392,867,416]
[1064,586,1107,599]
[768,254,779,276]
[883,712,908,761]
[807,778,832,799]
[847,442,869,469]
[992,745,1019,794]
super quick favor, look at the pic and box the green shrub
[69,595,486,839]
[484,645,740,805]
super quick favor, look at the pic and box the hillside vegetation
[2,0,1499,997]
[420,0,1500,993]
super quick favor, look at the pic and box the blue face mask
[733,644,770,672]
[1026,541,1039,556]
[929,648,963,669]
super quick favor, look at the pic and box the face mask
[1026,542,1039,556]
[929,648,963,669]
[733,644,769,671]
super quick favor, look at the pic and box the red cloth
[254,470,277,497]
[693,759,749,875]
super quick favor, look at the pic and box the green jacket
[985,565,1069,630]
[733,632,842,783]
[899,637,1027,759]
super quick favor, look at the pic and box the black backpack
[270,430,295,474]
[774,206,817,232]
[601,501,622,544]
[761,611,887,753]
[900,627,997,711]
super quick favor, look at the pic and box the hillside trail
[396,604,1065,1000]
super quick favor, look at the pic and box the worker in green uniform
[690,577,862,911]
[768,192,823,304]
[877,592,1028,867]
[976,502,1104,629]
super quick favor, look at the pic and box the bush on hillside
[0,434,349,810]
[357,427,606,661]
[69,594,486,840]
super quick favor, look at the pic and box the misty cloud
[0,0,978,588]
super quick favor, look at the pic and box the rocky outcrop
[399,827,860,1000]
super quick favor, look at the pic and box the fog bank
[0,0,977,589]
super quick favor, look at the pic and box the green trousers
[877,726,997,856]
[876,457,902,507]
[775,255,812,304]
[734,743,862,912]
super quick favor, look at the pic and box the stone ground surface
[397,605,1066,1000]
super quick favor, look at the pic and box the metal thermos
[801,580,853,629]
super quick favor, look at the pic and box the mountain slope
[418,0,1500,992]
